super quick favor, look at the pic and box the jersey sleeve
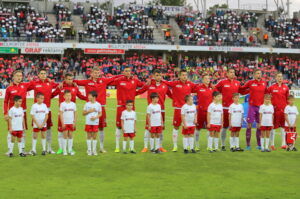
[181,106,186,115]
[296,108,299,115]
[51,87,60,99]
[45,105,49,114]
[74,103,77,111]
[76,87,87,101]
[121,111,125,120]
[241,105,244,114]
[134,112,137,120]
[135,78,145,87]
[284,106,288,114]
[135,84,149,96]
[98,103,102,112]
[30,105,35,115]
[207,104,213,113]
[8,108,13,118]
[259,105,263,113]
[146,105,151,114]
[59,104,64,112]
[73,79,88,86]
[229,105,233,114]
[105,75,124,85]
[215,80,223,92]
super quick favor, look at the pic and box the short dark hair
[179,69,187,75]
[254,69,262,73]
[13,70,22,76]
[153,69,161,74]
[212,91,221,98]
[227,68,235,73]
[126,100,134,104]
[88,91,98,98]
[184,95,192,102]
[64,73,74,78]
[288,95,295,100]
[36,92,44,98]
[38,68,47,74]
[14,95,22,102]
[64,89,71,95]
[264,94,271,99]
[123,66,131,70]
[150,92,159,99]
[232,93,240,98]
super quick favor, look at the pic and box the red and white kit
[59,101,77,132]
[229,103,244,132]
[207,103,223,132]
[84,101,102,133]
[30,103,49,132]
[121,110,137,138]
[181,104,197,135]
[9,106,24,138]
[259,104,274,131]
[147,103,162,134]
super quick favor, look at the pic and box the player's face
[65,76,74,85]
[227,70,235,79]
[179,72,188,81]
[288,98,294,105]
[254,71,262,80]
[13,72,23,83]
[123,68,131,78]
[126,103,133,110]
[214,94,222,102]
[38,71,47,81]
[264,97,271,104]
[152,97,159,103]
[64,93,72,101]
[186,97,193,105]
[276,73,283,83]
[37,96,44,103]
[91,70,100,79]
[202,75,210,85]
[233,95,239,103]
[88,94,95,102]
[15,99,22,106]
[153,72,162,82]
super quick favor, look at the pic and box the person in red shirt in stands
[268,72,289,150]
[241,69,268,150]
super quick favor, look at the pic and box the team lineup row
[4,67,299,157]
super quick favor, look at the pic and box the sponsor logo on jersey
[224,85,230,87]
[176,85,182,88]
[120,83,126,86]
[11,90,17,93]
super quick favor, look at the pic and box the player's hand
[257,123,260,128]
[162,124,164,130]
[146,79,151,86]
[58,83,63,89]
[90,116,96,121]
[148,126,151,131]
[207,124,210,128]
[73,82,77,87]
[4,114,9,121]
[62,124,66,130]
[184,125,188,129]
[89,108,96,113]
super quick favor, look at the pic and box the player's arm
[59,107,65,129]
[214,80,223,92]
[294,115,298,127]
[8,116,12,132]
[73,79,88,86]
[105,75,124,85]
[51,87,60,99]
[74,110,77,125]
[135,84,149,96]
[207,112,211,128]
[3,87,10,119]
[76,88,87,101]
[284,113,291,127]
[22,117,26,131]
[194,111,197,126]
[258,113,262,128]
[31,114,39,128]
[146,113,151,130]
[166,88,173,99]
[83,104,93,116]
[43,113,49,129]
[121,119,125,133]
[134,117,137,133]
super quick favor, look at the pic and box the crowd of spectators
[241,12,258,30]
[0,55,299,89]
[73,3,84,15]
[53,4,72,22]
[0,7,20,40]
[176,10,259,46]
[265,16,300,48]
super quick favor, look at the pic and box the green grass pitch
[0,98,299,199]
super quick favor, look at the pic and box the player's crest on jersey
[132,80,134,84]
[72,88,75,92]
[11,90,17,93]
[21,85,24,88]
[235,83,238,86]
[99,80,102,83]
[162,85,165,88]
[47,83,50,86]
[224,84,230,87]
[36,85,42,88]
[252,84,257,86]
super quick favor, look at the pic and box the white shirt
[60,101,76,124]
[83,101,102,125]
[229,103,244,127]
[121,110,136,133]
[181,104,197,127]
[259,104,274,126]
[8,106,24,131]
[147,103,162,127]
[207,103,223,125]
[30,103,49,128]
[284,105,299,126]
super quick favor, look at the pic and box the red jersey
[136,80,172,110]
[193,83,214,110]
[74,75,121,105]
[3,82,33,115]
[241,79,267,106]
[164,80,196,108]
[31,79,59,107]
[112,76,145,106]
[51,83,86,104]
[267,83,289,111]
[215,78,241,108]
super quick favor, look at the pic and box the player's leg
[17,133,25,157]
[235,131,243,151]
[189,129,195,152]
[92,132,98,156]
[159,112,167,152]
[41,130,46,155]
[254,107,261,149]
[214,131,219,151]
[246,105,255,150]
[9,134,16,156]
[57,118,64,154]
[260,130,265,152]
[62,131,68,155]
[129,136,136,154]
[230,130,235,151]
[86,130,92,155]
[149,131,155,152]
[99,106,107,153]
[142,115,150,152]
[31,130,38,155]
[115,106,124,153]
[68,131,74,155]
[21,113,28,153]
[221,109,229,151]
[123,135,128,153]
[207,131,214,152]
[6,132,12,155]
[155,133,160,153]
[280,127,287,149]
[172,109,181,152]
[46,111,55,154]
[265,130,271,152]
[183,133,189,153]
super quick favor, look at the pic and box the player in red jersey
[4,70,33,155]
[51,73,86,154]
[267,72,289,150]
[192,74,214,151]
[136,69,172,153]
[215,68,243,151]
[74,67,122,153]
[163,69,196,152]
[111,66,146,153]
[30,69,59,154]
[241,69,268,150]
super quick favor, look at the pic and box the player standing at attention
[146,92,163,154]
[74,67,122,153]
[121,100,137,154]
[83,91,102,156]
[51,73,86,154]
[241,69,267,150]
[258,94,274,152]
[181,95,197,153]
[4,70,33,155]
[112,66,146,153]
[136,69,172,153]
[163,69,196,152]
[267,72,289,150]
[192,74,214,151]
[30,93,49,156]
[284,95,299,151]
[8,96,26,157]
[228,93,244,152]
[215,68,242,151]
[59,90,77,156]
[30,68,59,154]
[207,91,223,153]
